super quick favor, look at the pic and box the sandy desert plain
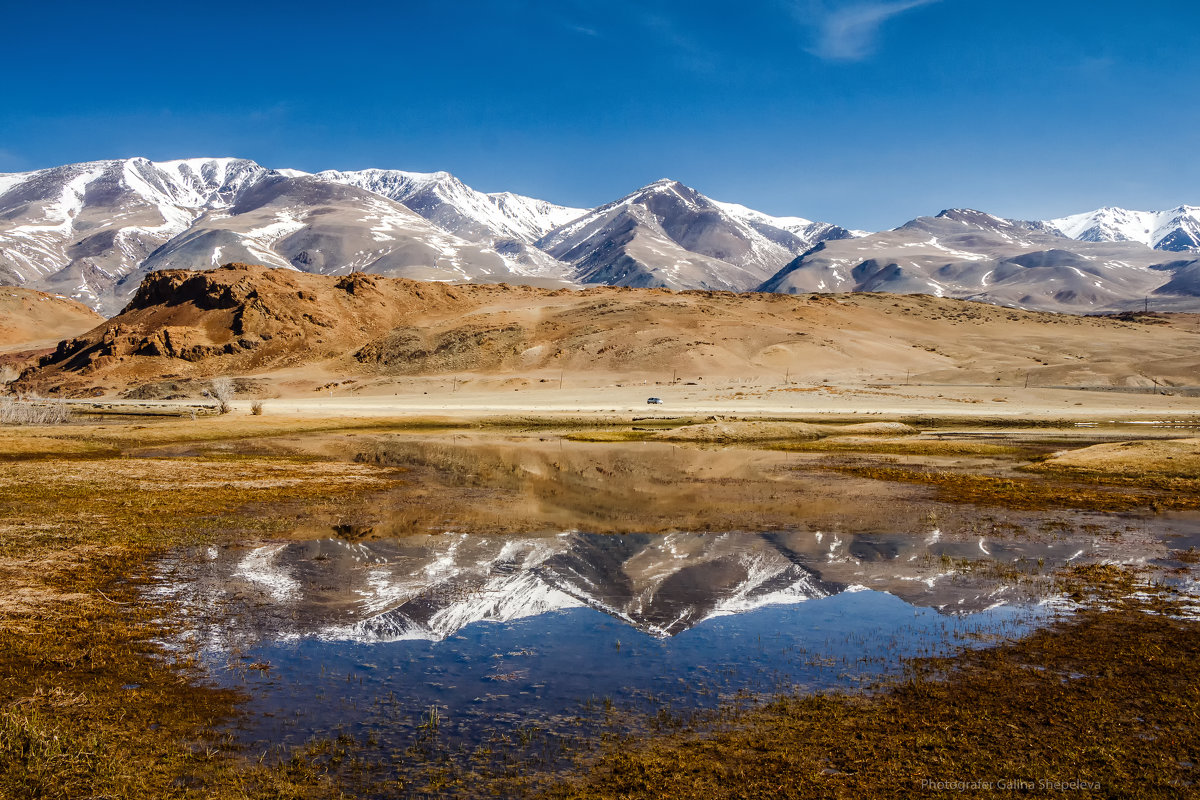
[2,264,1200,798]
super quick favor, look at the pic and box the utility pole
[1024,370,1030,389]
[784,367,790,385]
[558,368,564,390]
[452,376,457,392]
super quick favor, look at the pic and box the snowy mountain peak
[714,200,814,233]
[538,179,854,292]
[934,208,1014,228]
[313,167,583,246]
[1047,205,1200,252]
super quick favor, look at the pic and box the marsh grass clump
[0,396,72,425]
[0,708,120,797]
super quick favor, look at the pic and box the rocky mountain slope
[538,179,854,291]
[19,263,1200,397]
[0,158,567,314]
[3,156,1198,315]
[760,209,1200,312]
[1046,205,1200,251]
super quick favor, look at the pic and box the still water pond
[154,528,1098,760]
[146,434,1200,784]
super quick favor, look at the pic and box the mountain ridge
[2,156,1198,315]
[0,158,850,313]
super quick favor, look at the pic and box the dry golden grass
[1028,438,1200,482]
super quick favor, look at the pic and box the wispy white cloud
[803,0,940,62]
[558,3,718,75]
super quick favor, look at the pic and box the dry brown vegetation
[1029,437,1200,481]
[825,463,1200,512]
[0,397,72,425]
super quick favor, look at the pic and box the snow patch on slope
[1049,206,1200,251]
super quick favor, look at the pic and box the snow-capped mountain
[4,159,853,312]
[760,208,1189,312]
[538,179,855,291]
[127,173,525,292]
[1046,206,1200,252]
[313,168,585,245]
[311,168,585,277]
[0,158,268,309]
[0,158,576,314]
[6,155,1200,316]
[713,200,860,245]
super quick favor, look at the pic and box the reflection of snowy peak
[535,532,829,636]
[154,522,1163,653]
[333,532,830,641]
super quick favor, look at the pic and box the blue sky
[2,0,1198,230]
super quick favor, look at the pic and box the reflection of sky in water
[213,589,1048,761]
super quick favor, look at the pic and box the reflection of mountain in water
[155,523,1162,650]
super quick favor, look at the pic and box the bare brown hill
[0,287,104,352]
[17,263,1200,397]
